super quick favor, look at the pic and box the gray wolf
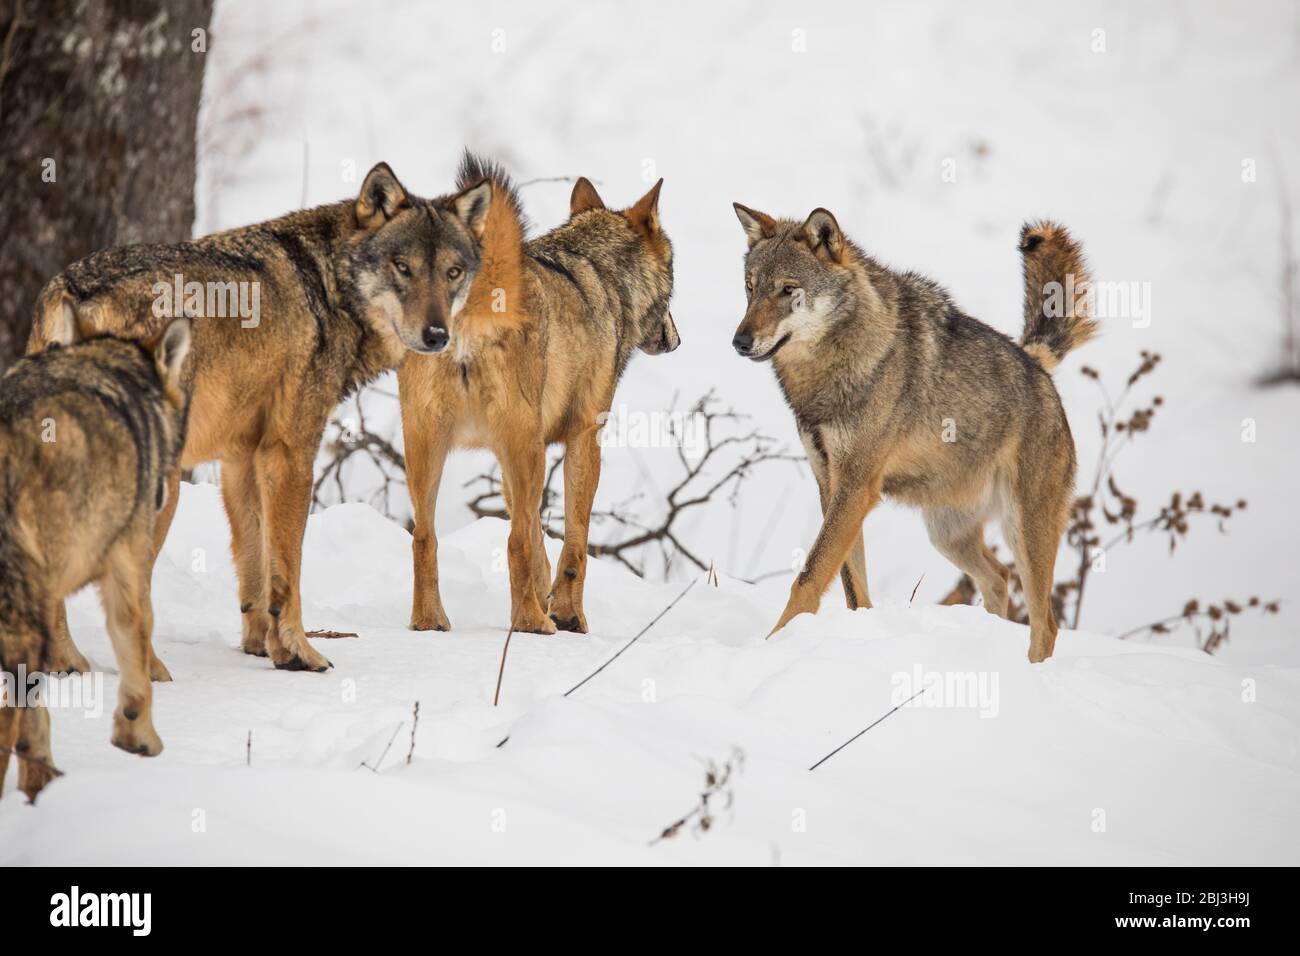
[731,204,1094,662]
[27,163,489,673]
[1,307,190,800]
[399,153,677,635]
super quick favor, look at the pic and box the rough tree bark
[0,0,213,370]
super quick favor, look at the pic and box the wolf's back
[1018,221,1097,372]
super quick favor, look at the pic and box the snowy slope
[2,485,1296,864]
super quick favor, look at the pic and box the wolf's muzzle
[732,331,753,356]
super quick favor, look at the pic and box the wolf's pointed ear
[626,178,664,237]
[570,177,605,215]
[152,318,192,392]
[800,208,845,263]
[733,203,776,247]
[446,179,493,240]
[355,162,411,229]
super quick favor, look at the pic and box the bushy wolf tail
[1018,220,1096,372]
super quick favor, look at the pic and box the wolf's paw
[112,712,163,757]
[149,653,174,682]
[512,608,557,635]
[240,620,269,657]
[271,642,332,673]
[1027,642,1053,664]
[549,609,588,633]
[410,607,452,632]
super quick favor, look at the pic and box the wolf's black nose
[422,325,449,352]
[732,332,753,355]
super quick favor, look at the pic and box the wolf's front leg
[220,455,274,658]
[770,477,882,637]
[800,429,873,612]
[549,425,603,632]
[403,405,453,631]
[256,443,331,672]
[500,437,556,635]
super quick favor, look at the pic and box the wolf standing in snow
[26,164,486,675]
[400,154,677,636]
[0,308,190,799]
[730,206,1094,662]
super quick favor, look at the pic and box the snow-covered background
[2,0,1298,864]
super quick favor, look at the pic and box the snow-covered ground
[3,0,1298,863]
[3,485,1297,864]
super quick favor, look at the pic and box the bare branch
[465,390,802,578]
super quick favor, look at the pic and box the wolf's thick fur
[731,205,1093,662]
[0,308,190,800]
[399,153,677,635]
[27,164,490,674]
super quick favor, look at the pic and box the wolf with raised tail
[731,205,1094,662]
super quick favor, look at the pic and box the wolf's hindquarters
[1018,221,1097,372]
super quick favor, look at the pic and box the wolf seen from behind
[0,308,190,800]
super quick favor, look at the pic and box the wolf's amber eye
[393,259,412,278]
[447,265,464,281]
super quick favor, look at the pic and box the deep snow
[2,485,1296,864]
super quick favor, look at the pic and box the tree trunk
[0,0,212,369]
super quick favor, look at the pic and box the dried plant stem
[406,702,420,765]
[561,578,697,698]
[808,687,926,771]
[493,630,515,707]
[495,577,699,748]
[360,723,403,773]
[467,390,801,578]
[651,748,744,845]
[909,574,925,604]
[306,629,358,639]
